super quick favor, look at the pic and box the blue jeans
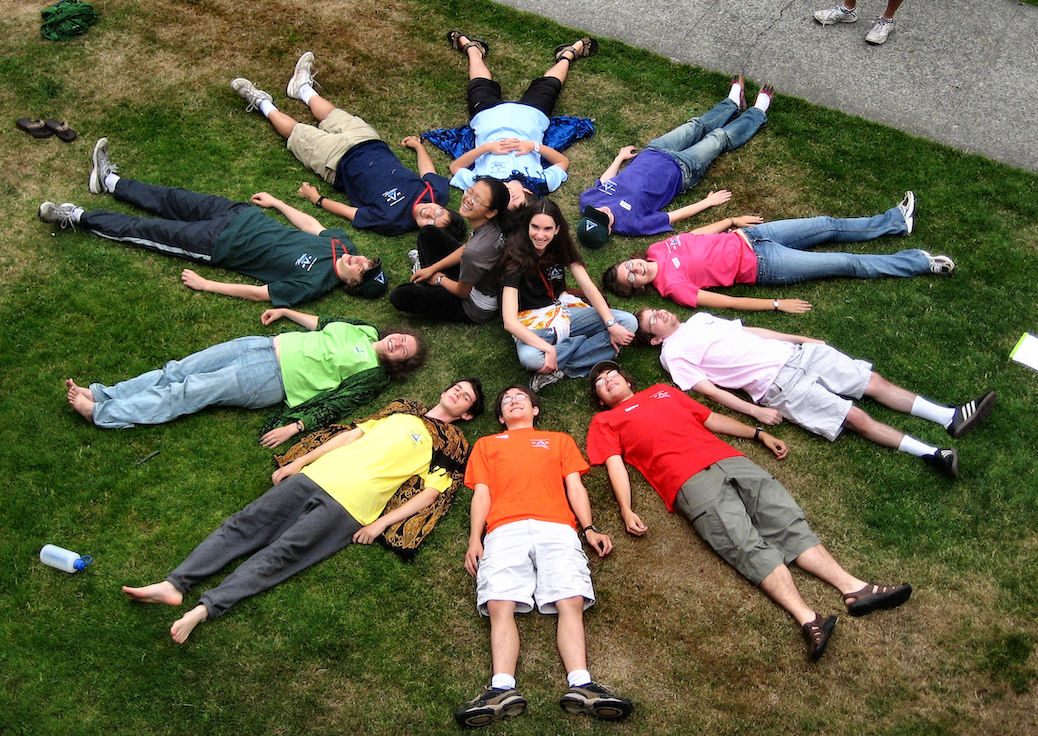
[742,206,929,285]
[90,336,286,428]
[646,99,766,190]
[516,306,637,378]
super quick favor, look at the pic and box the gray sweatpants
[167,474,362,618]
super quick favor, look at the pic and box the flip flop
[16,118,53,138]
[45,119,78,142]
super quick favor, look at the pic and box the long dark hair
[498,199,581,284]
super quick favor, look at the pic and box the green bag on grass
[41,0,98,41]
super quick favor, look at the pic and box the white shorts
[761,343,872,441]
[475,519,595,615]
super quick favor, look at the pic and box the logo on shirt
[650,390,671,400]
[294,253,317,271]
[597,180,616,195]
[410,432,423,445]
[619,199,632,211]
[664,236,681,251]
[547,265,565,282]
[529,439,551,449]
[623,403,641,412]
[671,256,682,269]
[382,188,405,207]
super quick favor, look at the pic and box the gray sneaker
[455,687,527,728]
[406,248,421,275]
[286,52,316,100]
[89,137,118,195]
[231,78,273,113]
[814,4,858,24]
[921,250,955,275]
[865,17,895,44]
[897,190,915,234]
[559,682,634,721]
[38,201,82,229]
[530,369,564,392]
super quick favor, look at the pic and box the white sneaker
[814,5,858,24]
[530,370,564,392]
[38,201,82,229]
[89,137,118,195]
[230,78,272,113]
[286,52,316,100]
[897,190,915,235]
[921,251,955,275]
[865,17,895,44]
[407,249,421,275]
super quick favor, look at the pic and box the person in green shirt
[37,137,388,307]
[64,308,425,446]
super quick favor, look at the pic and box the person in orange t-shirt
[455,385,632,728]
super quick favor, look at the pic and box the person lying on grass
[575,74,772,247]
[456,385,632,728]
[122,378,483,644]
[37,137,387,307]
[65,307,424,447]
[601,191,955,313]
[586,360,913,661]
[231,52,466,238]
[636,308,996,478]
[444,31,597,208]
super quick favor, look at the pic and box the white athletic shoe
[897,190,915,234]
[38,201,81,229]
[286,52,316,100]
[814,5,858,24]
[865,17,895,45]
[231,78,272,113]
[530,370,564,392]
[407,249,421,276]
[88,137,118,195]
[921,251,955,275]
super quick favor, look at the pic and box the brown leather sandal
[554,37,598,63]
[446,30,489,58]
[44,119,78,142]
[801,614,837,661]
[16,118,53,138]
[843,582,912,617]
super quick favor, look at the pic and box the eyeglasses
[624,261,638,285]
[645,309,660,338]
[594,369,621,388]
[464,187,489,209]
[452,383,475,403]
[500,393,531,406]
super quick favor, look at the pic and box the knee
[614,310,637,332]
[843,406,870,432]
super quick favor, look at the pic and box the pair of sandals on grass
[802,582,913,661]
[16,117,77,141]
[446,29,599,63]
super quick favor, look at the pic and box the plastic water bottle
[39,544,93,573]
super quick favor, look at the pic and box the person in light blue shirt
[446,31,597,209]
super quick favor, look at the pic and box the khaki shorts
[674,456,819,585]
[286,108,380,184]
[761,343,872,441]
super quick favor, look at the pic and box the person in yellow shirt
[121,378,483,643]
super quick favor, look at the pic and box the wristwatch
[604,319,616,328]
[581,524,600,536]
[772,299,780,311]
[435,275,444,286]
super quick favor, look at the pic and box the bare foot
[66,379,96,423]
[170,604,208,644]
[122,581,184,606]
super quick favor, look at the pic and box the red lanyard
[411,180,435,222]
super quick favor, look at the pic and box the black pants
[389,226,472,323]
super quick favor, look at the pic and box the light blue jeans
[90,336,286,428]
[516,306,637,378]
[646,98,766,190]
[742,206,929,285]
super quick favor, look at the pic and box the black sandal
[843,582,912,617]
[44,119,78,142]
[801,614,837,661]
[554,37,598,63]
[446,30,489,58]
[16,118,53,138]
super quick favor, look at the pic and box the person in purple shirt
[576,75,772,248]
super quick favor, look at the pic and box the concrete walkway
[499,0,1038,173]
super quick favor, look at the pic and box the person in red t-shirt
[586,360,913,662]
[455,385,632,728]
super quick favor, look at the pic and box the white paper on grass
[1009,333,1038,372]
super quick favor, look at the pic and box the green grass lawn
[2,0,1036,734]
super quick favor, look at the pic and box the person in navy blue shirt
[232,53,466,238]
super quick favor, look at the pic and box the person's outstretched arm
[689,214,764,234]
[667,190,733,225]
[271,425,365,483]
[353,486,441,544]
[691,378,783,426]
[402,136,438,177]
[564,472,611,557]
[298,183,358,223]
[181,269,270,302]
[695,291,811,314]
[260,308,320,330]
[702,412,788,460]
[250,191,326,234]
[464,482,492,577]
[604,455,649,536]
[598,145,638,183]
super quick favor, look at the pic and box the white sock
[910,396,955,427]
[104,173,121,191]
[297,84,317,106]
[567,669,591,687]
[728,80,743,105]
[754,90,772,113]
[71,206,85,223]
[897,434,937,458]
[490,673,516,691]
[258,99,277,118]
